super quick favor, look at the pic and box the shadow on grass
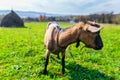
[65,62,114,80]
[41,56,114,80]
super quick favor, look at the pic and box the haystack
[0,10,24,27]
[0,15,4,24]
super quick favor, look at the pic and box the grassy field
[0,22,120,80]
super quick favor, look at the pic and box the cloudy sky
[0,0,120,15]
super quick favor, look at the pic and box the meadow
[0,22,120,80]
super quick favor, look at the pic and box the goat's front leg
[61,51,65,74]
[43,49,50,75]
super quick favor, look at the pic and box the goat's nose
[99,43,103,48]
[96,44,103,50]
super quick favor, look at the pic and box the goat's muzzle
[94,35,103,50]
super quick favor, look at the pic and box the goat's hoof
[62,73,65,75]
[62,71,65,75]
[43,70,47,75]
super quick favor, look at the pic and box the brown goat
[43,21,103,75]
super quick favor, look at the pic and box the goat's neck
[58,26,80,47]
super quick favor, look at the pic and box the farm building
[0,10,24,27]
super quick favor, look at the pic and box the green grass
[0,22,120,80]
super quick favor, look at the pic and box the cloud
[0,0,120,14]
[85,0,120,14]
[0,0,32,10]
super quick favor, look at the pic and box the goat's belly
[50,47,66,55]
[51,48,60,54]
[47,45,60,54]
[44,42,59,54]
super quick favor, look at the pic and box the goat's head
[76,21,103,50]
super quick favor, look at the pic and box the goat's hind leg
[43,49,50,75]
[61,51,65,74]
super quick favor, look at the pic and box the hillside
[0,10,66,18]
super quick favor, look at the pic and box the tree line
[23,12,120,24]
[74,12,120,24]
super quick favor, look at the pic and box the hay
[0,10,24,27]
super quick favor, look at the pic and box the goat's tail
[47,22,52,29]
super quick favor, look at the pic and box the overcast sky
[0,0,120,15]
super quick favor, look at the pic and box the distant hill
[0,10,66,18]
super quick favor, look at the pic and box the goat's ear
[87,25,101,33]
